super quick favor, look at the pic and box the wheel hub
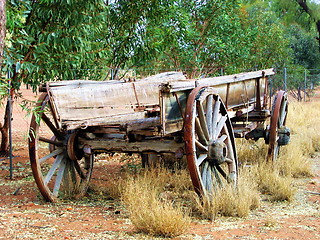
[278,126,290,146]
[67,133,83,161]
[207,138,227,165]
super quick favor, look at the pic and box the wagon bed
[43,69,273,131]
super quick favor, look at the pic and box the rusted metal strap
[131,82,140,107]
[131,82,144,111]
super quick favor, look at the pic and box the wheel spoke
[44,154,63,184]
[197,101,210,141]
[212,165,223,187]
[196,154,207,166]
[218,134,227,143]
[214,116,227,140]
[39,148,64,164]
[206,95,213,138]
[201,162,215,194]
[74,159,87,179]
[212,100,221,139]
[279,101,287,127]
[195,117,208,145]
[39,137,63,146]
[225,157,233,164]
[215,164,227,180]
[41,113,64,139]
[201,161,209,191]
[206,165,213,193]
[195,139,208,152]
[66,160,78,186]
[53,157,67,197]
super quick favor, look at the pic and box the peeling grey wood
[48,72,186,130]
[78,138,184,153]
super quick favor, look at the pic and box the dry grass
[277,101,320,177]
[104,100,320,237]
[237,141,295,202]
[250,162,296,202]
[121,169,191,238]
[236,139,267,165]
[235,100,320,202]
[191,167,260,220]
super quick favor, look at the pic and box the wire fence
[1,67,319,178]
[272,68,320,101]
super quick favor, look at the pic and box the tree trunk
[0,0,8,155]
[296,0,320,51]
[0,0,6,67]
[0,89,13,155]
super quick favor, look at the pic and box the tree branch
[296,0,320,51]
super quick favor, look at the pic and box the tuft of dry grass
[250,162,296,202]
[121,169,190,238]
[191,167,260,220]
[287,101,320,153]
[235,100,320,202]
[237,141,295,202]
[276,101,320,178]
[236,139,267,165]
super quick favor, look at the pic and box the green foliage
[286,24,320,69]
[3,0,319,90]
[4,0,109,90]
[121,0,290,78]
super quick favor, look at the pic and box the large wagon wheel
[266,90,289,162]
[184,87,238,197]
[29,93,94,202]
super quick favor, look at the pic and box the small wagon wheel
[184,87,238,197]
[267,90,289,162]
[29,93,94,202]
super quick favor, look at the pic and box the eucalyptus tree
[1,0,108,154]
[122,0,290,78]
[5,0,108,88]
[296,0,320,51]
[139,0,249,78]
[0,0,5,67]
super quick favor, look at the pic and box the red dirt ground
[0,86,319,239]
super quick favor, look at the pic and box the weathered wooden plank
[197,68,274,87]
[122,117,160,132]
[78,138,184,153]
[164,69,274,92]
[48,72,185,129]
[62,111,146,130]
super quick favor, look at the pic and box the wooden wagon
[28,68,290,202]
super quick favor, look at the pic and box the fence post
[283,67,287,91]
[304,69,307,102]
[7,72,13,179]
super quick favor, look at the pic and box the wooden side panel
[47,72,186,130]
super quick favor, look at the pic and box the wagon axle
[245,124,291,146]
